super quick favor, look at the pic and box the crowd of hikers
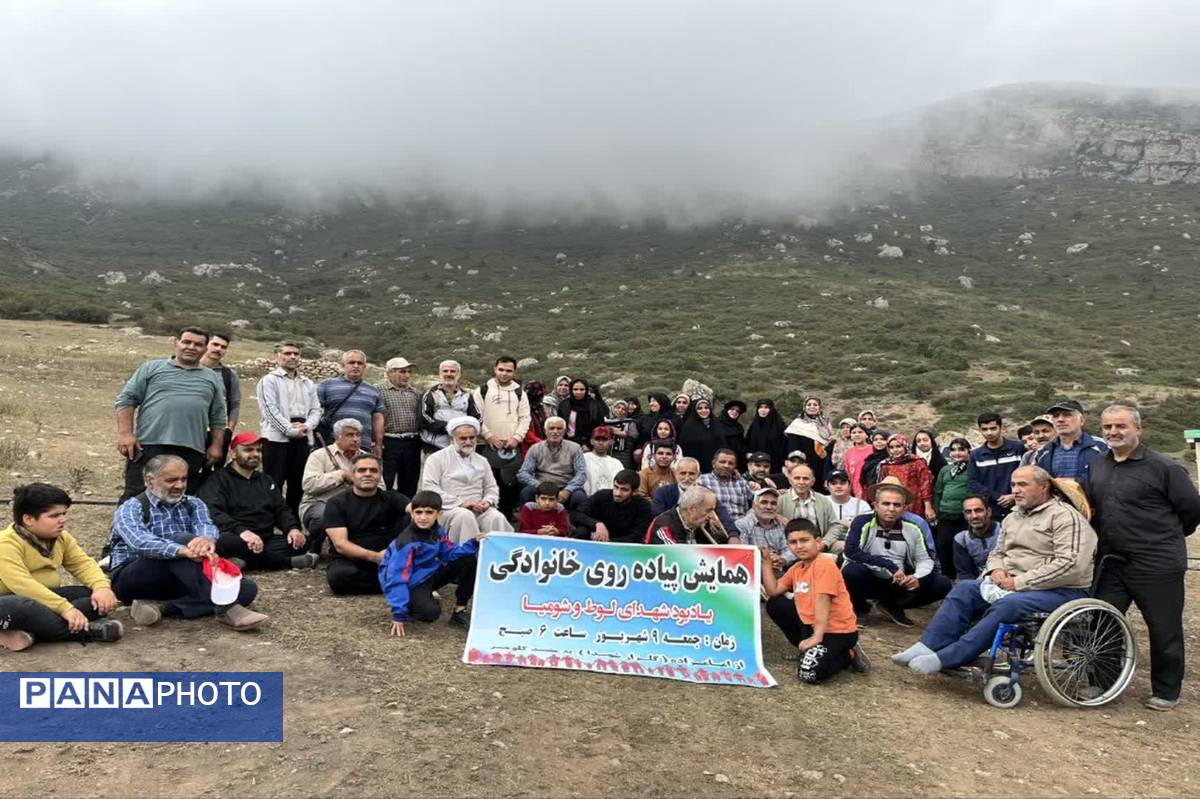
[2,327,1198,711]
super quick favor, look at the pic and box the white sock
[909,653,943,675]
[891,642,935,665]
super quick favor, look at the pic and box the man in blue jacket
[968,412,1025,520]
[1033,399,1108,490]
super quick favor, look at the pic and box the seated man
[517,416,588,510]
[745,451,787,491]
[951,495,1001,582]
[826,469,871,554]
[299,418,368,554]
[646,486,739,545]
[0,483,123,650]
[198,432,318,571]
[895,465,1097,673]
[519,481,572,536]
[325,454,411,595]
[697,449,755,518]
[637,440,678,498]
[651,457,738,532]
[108,455,267,630]
[777,462,835,534]
[421,417,514,543]
[573,469,654,543]
[380,490,479,635]
[735,487,793,574]
[842,479,951,627]
[582,426,623,495]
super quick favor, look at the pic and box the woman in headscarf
[624,396,644,429]
[522,380,548,457]
[670,393,691,430]
[557,379,607,447]
[714,400,748,470]
[912,428,947,481]
[544,375,571,419]
[678,398,723,472]
[639,392,672,445]
[842,423,874,499]
[830,417,857,472]
[608,398,640,469]
[745,399,789,471]
[784,396,836,488]
[877,434,935,521]
[859,430,891,498]
[639,418,683,468]
[933,436,972,578]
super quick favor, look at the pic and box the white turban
[447,416,481,435]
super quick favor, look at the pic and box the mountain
[2,82,1198,451]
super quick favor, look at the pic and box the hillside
[2,82,1200,450]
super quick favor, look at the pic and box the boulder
[1066,243,1090,254]
[681,379,713,404]
[877,245,904,258]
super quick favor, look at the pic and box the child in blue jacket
[379,490,483,637]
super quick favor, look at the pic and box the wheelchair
[975,555,1137,709]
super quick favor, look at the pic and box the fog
[2,0,1198,217]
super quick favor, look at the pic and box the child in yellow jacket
[0,483,122,651]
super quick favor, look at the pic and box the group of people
[1,328,1197,712]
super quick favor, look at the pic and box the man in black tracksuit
[1088,405,1200,711]
[571,470,654,543]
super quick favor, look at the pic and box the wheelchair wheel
[984,675,1023,709]
[1033,598,1137,708]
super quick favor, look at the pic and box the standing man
[197,331,240,485]
[420,359,480,453]
[257,340,322,519]
[377,356,423,497]
[1034,399,1108,488]
[1089,404,1200,711]
[473,355,530,515]
[967,412,1025,520]
[114,326,227,501]
[1020,415,1058,466]
[318,350,385,457]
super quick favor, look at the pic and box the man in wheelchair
[893,465,1098,674]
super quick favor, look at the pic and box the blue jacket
[379,523,479,622]
[1032,432,1108,490]
[967,439,1026,517]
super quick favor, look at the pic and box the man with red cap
[198,431,318,571]
[582,426,623,495]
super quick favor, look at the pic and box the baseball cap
[827,469,851,483]
[747,451,772,463]
[1031,414,1056,426]
[386,357,413,370]
[753,486,780,498]
[590,425,613,439]
[1046,399,1085,414]
[229,431,265,448]
[786,450,807,461]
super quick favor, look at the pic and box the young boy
[518,481,571,536]
[761,518,870,683]
[379,490,482,638]
[0,483,123,651]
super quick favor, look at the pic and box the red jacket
[518,503,571,536]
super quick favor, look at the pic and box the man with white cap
[377,356,423,497]
[420,417,514,542]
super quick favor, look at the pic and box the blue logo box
[0,672,283,742]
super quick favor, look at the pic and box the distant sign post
[1184,430,1200,478]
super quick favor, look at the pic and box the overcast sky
[1,0,1197,214]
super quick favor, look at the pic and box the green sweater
[934,464,971,516]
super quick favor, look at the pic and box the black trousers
[764,595,858,683]
[112,557,258,617]
[934,514,965,580]
[381,436,422,497]
[0,586,100,642]
[408,556,478,622]
[327,557,384,595]
[217,532,302,571]
[841,561,952,613]
[120,445,205,502]
[1094,563,1186,701]
[303,503,329,555]
[263,438,310,520]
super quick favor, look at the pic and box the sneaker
[83,619,124,643]
[290,552,320,569]
[0,629,34,652]
[97,554,111,572]
[129,600,163,627]
[449,609,471,627]
[1145,696,1181,712]
[220,604,269,631]
[877,603,914,628]
[228,557,248,570]
[850,642,872,674]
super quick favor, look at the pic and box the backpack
[479,381,523,402]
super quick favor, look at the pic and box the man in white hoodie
[472,356,531,516]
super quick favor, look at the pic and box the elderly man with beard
[646,486,739,545]
[107,455,268,630]
[421,417,514,543]
[198,432,318,572]
[325,454,412,595]
[651,457,739,532]
[420,359,481,453]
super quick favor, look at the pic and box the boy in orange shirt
[761,518,871,683]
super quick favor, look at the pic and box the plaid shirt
[108,493,218,573]
[698,472,754,517]
[377,381,421,435]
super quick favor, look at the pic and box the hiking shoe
[850,642,872,674]
[449,609,471,628]
[290,552,320,569]
[228,557,248,570]
[0,629,34,652]
[1146,696,1181,712]
[84,619,124,643]
[220,604,269,631]
[130,600,163,627]
[877,603,915,628]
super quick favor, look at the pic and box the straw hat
[1051,477,1093,521]
[870,474,913,504]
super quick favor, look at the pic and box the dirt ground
[1,320,1199,799]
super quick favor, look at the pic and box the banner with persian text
[463,532,776,688]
